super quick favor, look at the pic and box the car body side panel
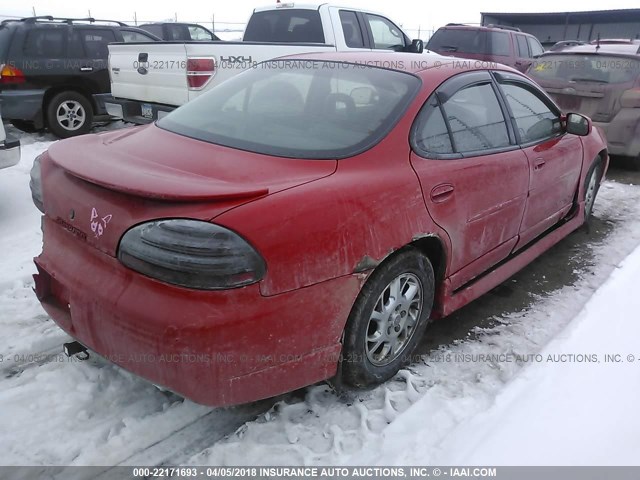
[516,134,583,250]
[411,150,529,291]
[215,148,435,297]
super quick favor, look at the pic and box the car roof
[0,16,127,28]
[541,43,640,57]
[277,50,521,75]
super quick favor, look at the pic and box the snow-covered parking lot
[1,124,640,469]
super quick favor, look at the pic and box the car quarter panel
[211,83,445,296]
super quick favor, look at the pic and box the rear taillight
[0,64,25,85]
[118,219,266,290]
[186,58,215,90]
[620,88,640,108]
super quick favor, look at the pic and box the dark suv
[427,24,544,72]
[0,16,159,138]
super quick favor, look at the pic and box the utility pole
[32,6,36,16]
[212,14,215,34]
[134,12,137,26]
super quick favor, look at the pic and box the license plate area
[141,103,153,119]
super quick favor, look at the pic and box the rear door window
[441,83,510,152]
[516,35,530,57]
[243,9,325,43]
[489,32,510,55]
[339,10,365,48]
[24,28,65,58]
[77,29,117,59]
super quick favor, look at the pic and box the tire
[583,156,603,221]
[46,91,93,138]
[10,120,40,134]
[341,249,435,388]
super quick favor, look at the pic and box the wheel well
[43,87,96,124]
[409,236,445,282]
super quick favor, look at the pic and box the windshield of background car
[427,29,510,56]
[158,60,421,159]
[528,55,640,84]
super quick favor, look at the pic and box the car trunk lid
[42,125,336,257]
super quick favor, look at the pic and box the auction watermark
[2,466,640,480]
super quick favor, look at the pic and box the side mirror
[566,112,591,136]
[407,39,424,54]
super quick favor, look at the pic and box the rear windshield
[528,54,640,84]
[427,29,510,56]
[158,60,420,159]
[243,9,325,43]
[0,26,13,60]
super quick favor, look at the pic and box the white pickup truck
[105,3,424,123]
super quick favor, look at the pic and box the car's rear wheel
[584,156,604,221]
[46,91,93,138]
[341,249,434,387]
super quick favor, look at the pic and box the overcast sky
[2,0,639,38]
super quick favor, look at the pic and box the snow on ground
[1,125,639,469]
[351,243,640,466]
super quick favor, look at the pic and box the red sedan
[30,52,608,406]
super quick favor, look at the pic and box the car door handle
[80,67,93,72]
[430,184,454,203]
[533,158,546,170]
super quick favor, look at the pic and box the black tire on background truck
[46,91,93,138]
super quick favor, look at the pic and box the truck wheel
[341,249,434,388]
[46,91,93,138]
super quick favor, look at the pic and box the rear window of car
[528,54,640,84]
[243,9,325,43]
[427,29,510,56]
[158,60,420,159]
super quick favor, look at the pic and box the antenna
[595,33,601,51]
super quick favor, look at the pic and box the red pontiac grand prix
[30,51,608,406]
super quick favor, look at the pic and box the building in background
[481,9,640,48]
